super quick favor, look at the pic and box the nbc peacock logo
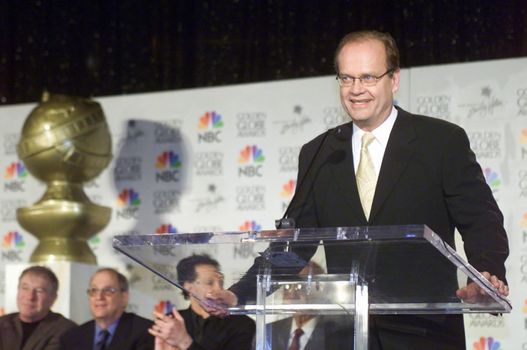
[239,220,262,231]
[520,128,527,145]
[198,111,223,143]
[521,129,527,160]
[155,151,182,183]
[115,188,141,220]
[155,300,174,314]
[4,162,28,180]
[117,188,141,207]
[473,336,501,350]
[155,224,177,234]
[2,231,25,249]
[4,162,28,192]
[238,145,265,177]
[156,151,182,169]
[280,179,296,211]
[522,212,527,229]
[280,179,296,198]
[483,168,501,193]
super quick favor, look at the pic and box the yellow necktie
[356,132,377,220]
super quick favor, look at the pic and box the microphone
[275,126,347,229]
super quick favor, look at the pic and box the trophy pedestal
[4,261,98,324]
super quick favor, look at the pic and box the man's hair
[177,254,220,299]
[91,268,129,292]
[334,30,400,74]
[19,265,59,294]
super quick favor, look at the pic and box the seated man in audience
[0,265,76,350]
[60,267,154,350]
[150,254,255,350]
[267,261,353,350]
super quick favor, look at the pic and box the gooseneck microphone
[275,126,347,229]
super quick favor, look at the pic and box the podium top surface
[113,224,512,315]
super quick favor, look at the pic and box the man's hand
[149,309,193,350]
[456,271,509,303]
[200,289,238,317]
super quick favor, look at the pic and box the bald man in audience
[0,265,76,350]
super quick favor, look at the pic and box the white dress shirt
[352,106,398,175]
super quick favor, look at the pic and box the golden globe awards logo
[238,145,265,177]
[468,131,501,159]
[2,133,19,155]
[152,190,181,214]
[416,95,451,119]
[197,111,223,143]
[278,147,300,172]
[236,185,265,211]
[237,112,266,137]
[114,156,142,181]
[518,87,527,116]
[0,199,26,222]
[194,152,223,176]
[155,119,182,144]
[323,106,347,129]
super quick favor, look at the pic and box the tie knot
[361,132,375,148]
[293,328,304,337]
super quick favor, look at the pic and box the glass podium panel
[113,224,511,315]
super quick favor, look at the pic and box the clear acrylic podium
[113,225,511,349]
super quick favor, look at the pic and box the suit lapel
[109,312,129,349]
[370,108,416,221]
[328,123,368,224]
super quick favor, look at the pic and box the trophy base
[16,200,111,264]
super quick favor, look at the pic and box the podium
[113,225,511,349]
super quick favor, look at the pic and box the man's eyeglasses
[86,287,123,297]
[336,69,394,87]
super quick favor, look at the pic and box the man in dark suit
[60,268,153,350]
[209,30,510,350]
[267,262,353,350]
[149,254,255,350]
[0,265,76,350]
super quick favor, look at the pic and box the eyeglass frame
[86,287,125,297]
[336,68,395,87]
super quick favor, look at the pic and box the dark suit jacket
[232,107,508,350]
[268,316,353,350]
[59,312,153,350]
[179,307,255,350]
[0,311,76,350]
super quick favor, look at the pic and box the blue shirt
[93,317,121,350]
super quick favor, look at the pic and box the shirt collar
[352,105,398,147]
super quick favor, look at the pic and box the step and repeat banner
[0,57,526,348]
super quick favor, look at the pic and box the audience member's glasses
[336,69,394,87]
[86,287,122,297]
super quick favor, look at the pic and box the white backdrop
[0,57,525,349]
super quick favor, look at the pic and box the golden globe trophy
[16,93,112,264]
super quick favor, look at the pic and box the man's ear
[183,281,193,294]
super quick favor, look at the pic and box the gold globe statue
[16,93,112,264]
